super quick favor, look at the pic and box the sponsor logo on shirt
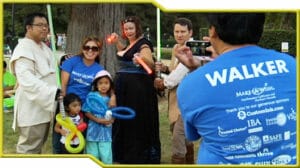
[244,135,262,152]
[247,118,263,134]
[271,155,292,164]
[262,133,283,144]
[286,108,296,121]
[218,126,247,137]
[222,143,245,151]
[265,112,287,126]
[256,148,274,157]
[236,83,275,97]
[281,143,296,150]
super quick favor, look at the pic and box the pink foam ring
[135,56,153,74]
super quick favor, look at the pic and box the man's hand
[154,77,165,91]
[174,44,201,71]
[202,36,218,58]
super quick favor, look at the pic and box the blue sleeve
[177,78,201,141]
[183,116,201,141]
[82,102,91,113]
[61,56,79,73]
[82,92,92,113]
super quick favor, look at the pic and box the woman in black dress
[109,16,161,164]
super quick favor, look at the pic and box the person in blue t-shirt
[175,13,296,165]
[53,36,113,154]
[60,36,104,104]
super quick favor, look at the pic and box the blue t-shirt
[177,46,296,164]
[61,56,104,103]
[82,92,112,142]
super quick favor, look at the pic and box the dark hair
[206,13,265,45]
[173,17,193,31]
[79,36,103,63]
[59,53,74,66]
[59,55,67,67]
[24,12,48,33]
[121,16,143,39]
[63,93,81,113]
[92,76,114,96]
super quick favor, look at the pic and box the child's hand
[96,118,114,126]
[105,117,115,127]
[60,129,68,136]
[108,117,115,125]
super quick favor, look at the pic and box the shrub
[259,29,296,57]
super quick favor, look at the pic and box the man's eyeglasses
[31,23,49,29]
[83,45,99,52]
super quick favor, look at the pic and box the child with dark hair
[82,70,114,164]
[54,93,85,154]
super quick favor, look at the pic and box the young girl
[54,93,85,154]
[82,70,114,164]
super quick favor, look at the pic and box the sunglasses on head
[122,18,134,24]
[83,45,99,52]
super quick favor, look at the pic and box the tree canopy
[3,3,296,62]
[4,3,296,46]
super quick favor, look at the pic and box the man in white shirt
[154,18,195,164]
[10,12,60,154]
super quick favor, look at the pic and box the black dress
[112,38,161,164]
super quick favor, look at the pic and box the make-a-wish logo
[251,83,275,96]
[236,83,275,97]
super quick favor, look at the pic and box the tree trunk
[66,4,125,77]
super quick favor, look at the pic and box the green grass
[3,111,53,154]
[2,95,199,164]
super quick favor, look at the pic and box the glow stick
[155,8,162,78]
[46,4,60,87]
[47,5,85,153]
[156,8,161,61]
[106,34,115,44]
[135,55,153,74]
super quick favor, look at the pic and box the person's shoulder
[259,46,296,62]
[139,38,153,50]
[92,62,104,69]
[64,55,82,63]
[69,55,81,60]
[140,38,153,45]
[172,44,179,49]
[87,91,103,99]
[61,55,82,70]
[13,38,34,51]
[87,91,97,96]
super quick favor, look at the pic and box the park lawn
[2,95,199,164]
